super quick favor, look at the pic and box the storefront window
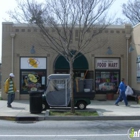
[136,56,140,82]
[95,58,120,92]
[20,57,47,94]
[95,71,119,91]
[20,70,46,94]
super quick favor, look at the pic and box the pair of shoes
[7,105,12,108]
[126,104,130,107]
[115,104,119,106]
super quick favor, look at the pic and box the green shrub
[49,111,98,116]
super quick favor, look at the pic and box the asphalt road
[0,120,140,140]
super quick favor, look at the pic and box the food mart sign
[95,58,120,69]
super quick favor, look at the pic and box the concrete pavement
[0,99,140,121]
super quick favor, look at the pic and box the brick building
[2,22,139,100]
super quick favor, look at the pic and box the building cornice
[2,22,127,29]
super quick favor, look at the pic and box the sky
[0,0,128,63]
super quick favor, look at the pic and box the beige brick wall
[1,22,132,100]
[130,24,140,90]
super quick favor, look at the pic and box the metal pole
[10,33,15,73]
[127,38,128,84]
[126,34,130,84]
[65,79,67,106]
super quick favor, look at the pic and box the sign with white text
[95,58,120,69]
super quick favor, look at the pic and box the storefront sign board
[95,58,120,69]
[20,57,47,69]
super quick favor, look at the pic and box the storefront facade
[1,22,133,100]
[129,23,140,93]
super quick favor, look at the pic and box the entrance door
[54,52,89,77]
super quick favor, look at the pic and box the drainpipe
[10,33,16,73]
[126,34,131,84]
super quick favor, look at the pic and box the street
[0,120,140,140]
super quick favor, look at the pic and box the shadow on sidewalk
[12,107,25,110]
[128,106,140,108]
[14,100,29,105]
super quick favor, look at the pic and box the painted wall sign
[95,58,120,69]
[20,57,47,69]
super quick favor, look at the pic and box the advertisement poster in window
[20,57,47,94]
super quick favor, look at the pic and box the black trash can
[29,90,44,114]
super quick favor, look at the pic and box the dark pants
[115,91,128,106]
[7,93,15,106]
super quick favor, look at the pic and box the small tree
[122,0,140,26]
[8,0,114,113]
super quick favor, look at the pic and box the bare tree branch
[122,0,140,26]
[7,0,115,113]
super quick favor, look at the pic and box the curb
[0,115,140,121]
[44,116,140,121]
[0,116,16,121]
[0,116,45,122]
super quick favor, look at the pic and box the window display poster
[42,76,45,85]
[95,71,119,91]
[20,57,47,69]
[21,70,46,94]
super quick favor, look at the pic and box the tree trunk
[69,59,75,113]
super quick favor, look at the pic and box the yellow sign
[28,74,38,83]
[28,58,38,68]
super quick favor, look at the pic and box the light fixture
[106,47,113,55]
[30,45,36,54]
[129,45,134,53]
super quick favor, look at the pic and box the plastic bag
[125,85,133,96]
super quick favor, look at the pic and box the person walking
[4,73,16,108]
[115,78,129,106]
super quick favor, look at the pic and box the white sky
[0,0,128,63]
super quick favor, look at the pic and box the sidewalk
[0,99,140,121]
